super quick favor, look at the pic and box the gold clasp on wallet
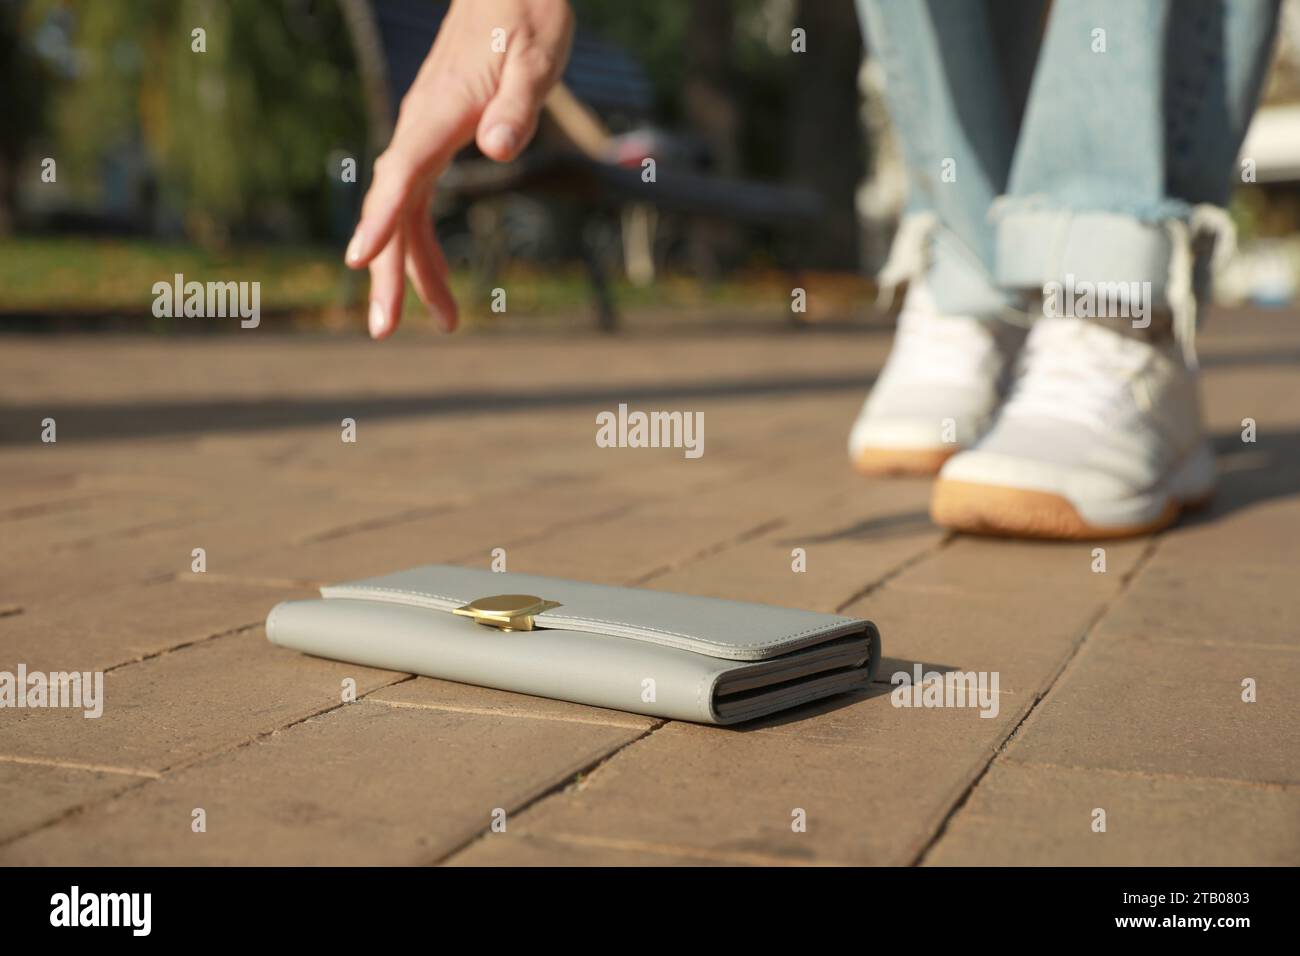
[452,594,561,632]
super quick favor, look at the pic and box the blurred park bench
[365,0,824,330]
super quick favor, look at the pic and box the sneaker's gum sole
[853,447,957,478]
[930,479,1189,540]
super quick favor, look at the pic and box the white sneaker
[931,316,1216,539]
[849,284,1027,475]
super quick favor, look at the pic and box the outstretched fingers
[404,190,458,333]
[367,225,406,340]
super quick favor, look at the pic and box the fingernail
[483,124,517,157]
[346,230,365,264]
[368,301,387,338]
[430,304,455,334]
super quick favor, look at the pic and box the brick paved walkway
[1,311,1296,865]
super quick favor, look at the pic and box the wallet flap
[319,564,868,661]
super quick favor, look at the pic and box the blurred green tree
[0,0,49,234]
[27,0,366,244]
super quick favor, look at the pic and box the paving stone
[0,484,107,521]
[499,462,819,585]
[442,712,1016,866]
[0,488,427,605]
[2,312,1295,865]
[1201,366,1300,435]
[647,477,940,610]
[924,761,1300,866]
[455,509,1152,865]
[452,831,767,866]
[839,530,1145,697]
[0,760,147,844]
[1,578,312,673]
[1005,637,1300,785]
[853,585,1094,697]
[1098,560,1296,648]
[0,488,201,559]
[0,700,642,865]
[1154,494,1300,566]
[0,631,405,774]
[887,535,1149,599]
[223,477,642,585]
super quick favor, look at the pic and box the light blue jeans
[856,0,1281,318]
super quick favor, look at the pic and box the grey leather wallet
[265,565,881,725]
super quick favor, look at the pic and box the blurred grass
[0,237,341,313]
[0,236,875,327]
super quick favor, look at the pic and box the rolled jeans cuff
[993,206,1184,307]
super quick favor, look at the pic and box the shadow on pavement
[784,508,935,544]
[0,373,873,445]
[1194,426,1300,521]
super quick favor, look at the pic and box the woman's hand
[345,0,574,339]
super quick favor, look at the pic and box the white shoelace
[1000,318,1157,432]
[874,211,937,308]
[882,307,1001,390]
[1165,203,1237,368]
